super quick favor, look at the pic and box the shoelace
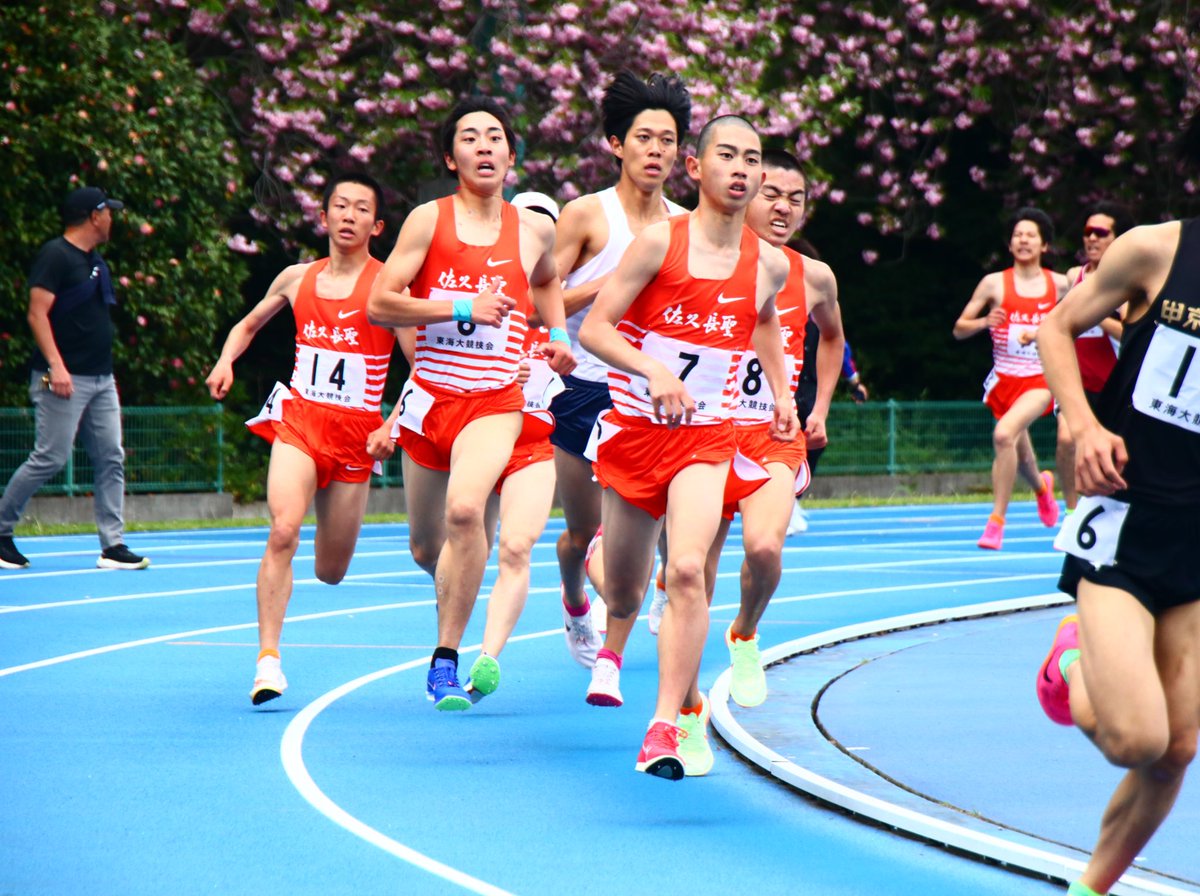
[429,666,460,690]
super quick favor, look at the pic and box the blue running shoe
[426,658,471,711]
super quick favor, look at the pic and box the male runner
[579,114,797,779]
[551,70,692,668]
[953,207,1069,549]
[367,97,574,711]
[1056,201,1133,509]
[205,172,399,705]
[465,191,564,702]
[700,150,845,716]
[1034,111,1200,896]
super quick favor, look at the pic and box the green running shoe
[676,694,714,776]
[726,625,767,708]
[466,653,501,699]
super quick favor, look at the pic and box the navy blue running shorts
[548,375,612,459]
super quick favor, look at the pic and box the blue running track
[1,500,1195,895]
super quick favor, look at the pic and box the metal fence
[0,400,1059,494]
[818,399,1058,475]
[0,405,224,495]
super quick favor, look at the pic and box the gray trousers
[0,371,126,547]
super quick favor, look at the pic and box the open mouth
[769,216,790,234]
[478,161,496,175]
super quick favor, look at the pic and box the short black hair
[761,149,805,181]
[322,172,385,218]
[601,70,691,144]
[1008,206,1054,244]
[438,95,517,171]
[696,114,759,157]
[1084,200,1134,237]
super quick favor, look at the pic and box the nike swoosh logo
[778,305,799,316]
[337,309,361,320]
[1037,303,1053,311]
[345,464,367,471]
[486,258,510,267]
[716,294,745,304]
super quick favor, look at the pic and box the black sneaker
[97,544,150,570]
[0,536,30,569]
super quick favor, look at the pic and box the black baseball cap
[61,186,124,222]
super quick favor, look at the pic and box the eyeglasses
[1083,226,1112,239]
[758,188,806,208]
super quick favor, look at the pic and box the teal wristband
[549,326,570,345]
[452,298,473,323]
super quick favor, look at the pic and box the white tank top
[563,187,688,382]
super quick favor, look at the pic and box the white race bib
[1053,495,1130,568]
[584,410,623,462]
[424,287,513,360]
[639,331,733,419]
[392,378,435,436]
[523,358,565,412]
[1006,324,1040,361]
[292,345,369,409]
[1131,324,1200,431]
[245,381,291,428]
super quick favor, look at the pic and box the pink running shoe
[634,721,685,780]
[1036,614,1079,726]
[1036,471,1060,528]
[977,519,1004,550]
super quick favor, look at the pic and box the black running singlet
[1096,217,1200,505]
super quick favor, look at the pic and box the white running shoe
[647,565,668,636]
[786,502,808,536]
[563,589,601,669]
[586,656,623,707]
[250,655,287,706]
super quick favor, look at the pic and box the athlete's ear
[609,134,624,160]
[371,218,385,238]
[444,152,458,173]
[685,153,702,182]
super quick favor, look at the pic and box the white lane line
[708,597,1194,896]
[280,627,563,896]
[0,599,435,677]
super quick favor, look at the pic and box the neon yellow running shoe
[726,625,767,708]
[466,653,500,700]
[676,694,714,776]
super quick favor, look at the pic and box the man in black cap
[0,185,149,570]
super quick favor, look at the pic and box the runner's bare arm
[554,195,609,318]
[367,204,514,328]
[755,246,798,441]
[953,273,1003,340]
[579,223,691,423]
[803,258,845,449]
[205,264,306,400]
[1038,228,1166,494]
[525,211,576,375]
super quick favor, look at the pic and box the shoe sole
[729,686,767,709]
[468,656,501,696]
[433,694,472,712]
[0,560,30,569]
[586,692,623,707]
[97,559,151,570]
[251,686,283,706]
[636,756,685,780]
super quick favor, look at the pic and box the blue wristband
[549,326,570,345]
[452,298,473,323]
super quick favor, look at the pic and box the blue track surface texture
[1,501,1169,895]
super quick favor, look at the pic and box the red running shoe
[635,721,685,780]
